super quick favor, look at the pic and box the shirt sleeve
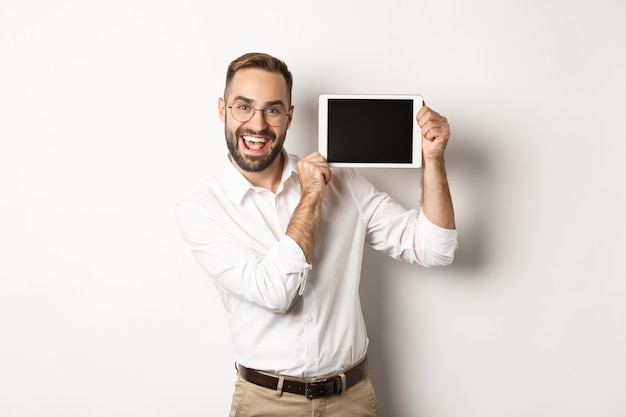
[176,200,311,313]
[413,208,459,266]
[345,169,459,267]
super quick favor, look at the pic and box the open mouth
[241,135,270,153]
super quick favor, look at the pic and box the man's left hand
[417,104,451,162]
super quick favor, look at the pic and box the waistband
[237,357,369,400]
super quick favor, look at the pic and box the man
[176,52,458,417]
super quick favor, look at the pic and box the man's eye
[238,104,251,111]
[265,107,283,115]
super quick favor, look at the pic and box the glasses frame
[226,100,291,127]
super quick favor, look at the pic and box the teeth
[243,136,267,143]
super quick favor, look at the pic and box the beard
[226,125,286,173]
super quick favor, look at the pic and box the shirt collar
[219,149,298,203]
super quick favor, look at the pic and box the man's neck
[230,152,285,193]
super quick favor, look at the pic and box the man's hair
[224,52,293,104]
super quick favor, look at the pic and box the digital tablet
[318,94,423,168]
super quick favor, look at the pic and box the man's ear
[286,105,295,129]
[218,98,226,123]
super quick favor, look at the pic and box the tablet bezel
[318,94,423,168]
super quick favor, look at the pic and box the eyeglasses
[227,100,290,127]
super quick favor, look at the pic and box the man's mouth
[241,135,270,152]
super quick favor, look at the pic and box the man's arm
[286,152,331,263]
[418,104,456,230]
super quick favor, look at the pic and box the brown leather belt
[237,358,368,400]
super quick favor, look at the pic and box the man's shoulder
[176,182,213,213]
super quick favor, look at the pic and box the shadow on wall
[286,90,320,157]
[443,136,493,273]
[358,134,494,415]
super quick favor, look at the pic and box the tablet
[318,94,423,168]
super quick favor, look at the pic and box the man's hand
[296,152,332,197]
[417,104,451,163]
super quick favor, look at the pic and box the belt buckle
[304,378,334,400]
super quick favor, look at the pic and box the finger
[420,113,449,131]
[420,111,445,127]
[311,159,331,184]
[423,127,442,141]
[417,108,442,129]
[416,105,430,122]
[322,166,332,184]
[298,157,331,185]
[308,151,327,162]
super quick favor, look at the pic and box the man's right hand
[296,152,331,197]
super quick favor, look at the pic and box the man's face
[219,68,293,173]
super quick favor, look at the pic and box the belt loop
[339,372,347,395]
[275,375,285,398]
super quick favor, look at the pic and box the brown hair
[224,52,293,104]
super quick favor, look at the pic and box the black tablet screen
[326,99,414,164]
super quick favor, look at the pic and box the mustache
[236,126,276,140]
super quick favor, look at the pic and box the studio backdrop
[1,1,625,416]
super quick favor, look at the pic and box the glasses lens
[230,101,287,126]
[230,101,253,123]
[263,106,286,126]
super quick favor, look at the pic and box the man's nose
[247,109,268,130]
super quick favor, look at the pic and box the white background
[1,1,625,416]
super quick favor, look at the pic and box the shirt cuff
[278,235,312,295]
[419,208,459,250]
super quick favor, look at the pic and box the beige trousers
[228,374,380,417]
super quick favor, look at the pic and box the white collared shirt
[176,151,458,377]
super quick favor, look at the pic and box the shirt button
[307,316,314,323]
